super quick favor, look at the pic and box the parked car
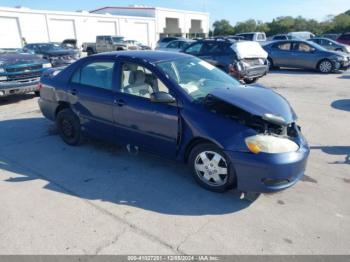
[337,33,350,46]
[263,40,350,73]
[182,39,268,84]
[124,40,152,50]
[0,48,51,97]
[308,38,350,53]
[271,34,292,41]
[321,34,340,41]
[234,32,266,42]
[156,37,185,49]
[38,51,309,193]
[156,39,194,52]
[24,43,80,67]
[82,36,132,55]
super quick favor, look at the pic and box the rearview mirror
[150,92,176,103]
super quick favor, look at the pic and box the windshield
[157,57,240,101]
[37,43,63,51]
[112,37,125,43]
[306,41,328,51]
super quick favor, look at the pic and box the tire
[56,109,82,146]
[318,59,333,73]
[243,78,258,84]
[188,143,236,192]
[267,57,278,70]
[87,48,94,56]
[34,91,40,97]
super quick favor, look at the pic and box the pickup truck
[0,49,51,97]
[82,36,139,55]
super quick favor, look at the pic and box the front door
[69,59,116,140]
[112,60,179,157]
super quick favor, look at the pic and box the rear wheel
[318,59,333,73]
[34,91,40,97]
[56,109,82,146]
[188,143,236,192]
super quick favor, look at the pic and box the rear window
[161,37,178,43]
[339,34,350,40]
[237,34,254,41]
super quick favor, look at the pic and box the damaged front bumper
[229,61,269,80]
[0,78,39,97]
[224,137,310,193]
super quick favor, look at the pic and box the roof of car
[95,50,191,62]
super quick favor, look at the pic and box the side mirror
[150,91,176,103]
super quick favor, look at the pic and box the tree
[212,19,234,36]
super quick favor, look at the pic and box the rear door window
[275,42,292,51]
[71,61,115,90]
[184,42,204,55]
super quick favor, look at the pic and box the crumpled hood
[209,85,297,124]
[0,53,46,66]
[231,41,268,60]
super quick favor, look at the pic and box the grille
[6,71,41,81]
[6,64,42,73]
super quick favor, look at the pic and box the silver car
[263,40,350,73]
[156,40,194,52]
[309,38,350,54]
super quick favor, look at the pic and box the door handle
[69,89,78,95]
[114,99,126,107]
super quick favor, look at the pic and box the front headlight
[245,135,299,154]
[42,63,52,68]
[0,67,5,73]
[335,56,346,62]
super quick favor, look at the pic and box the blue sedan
[38,51,309,193]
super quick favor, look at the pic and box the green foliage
[212,10,350,36]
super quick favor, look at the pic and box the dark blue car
[38,51,309,193]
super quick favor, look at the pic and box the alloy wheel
[194,151,228,187]
[319,60,332,73]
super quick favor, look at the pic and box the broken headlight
[245,134,299,154]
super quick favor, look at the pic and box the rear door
[112,59,179,157]
[199,42,233,72]
[269,41,293,67]
[69,59,117,140]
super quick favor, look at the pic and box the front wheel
[318,59,333,73]
[188,143,236,192]
[243,78,258,84]
[56,109,82,146]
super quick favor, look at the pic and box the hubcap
[194,151,228,187]
[320,61,332,73]
[61,119,74,138]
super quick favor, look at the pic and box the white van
[287,31,315,40]
[235,32,267,42]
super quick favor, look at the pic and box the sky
[0,0,349,25]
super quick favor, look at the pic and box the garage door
[49,19,76,42]
[124,23,149,45]
[0,17,22,48]
[96,21,117,35]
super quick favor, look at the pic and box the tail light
[37,82,43,91]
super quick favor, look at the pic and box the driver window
[121,63,170,99]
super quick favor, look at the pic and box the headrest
[129,70,146,85]
[123,63,138,71]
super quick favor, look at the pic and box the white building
[0,5,209,49]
